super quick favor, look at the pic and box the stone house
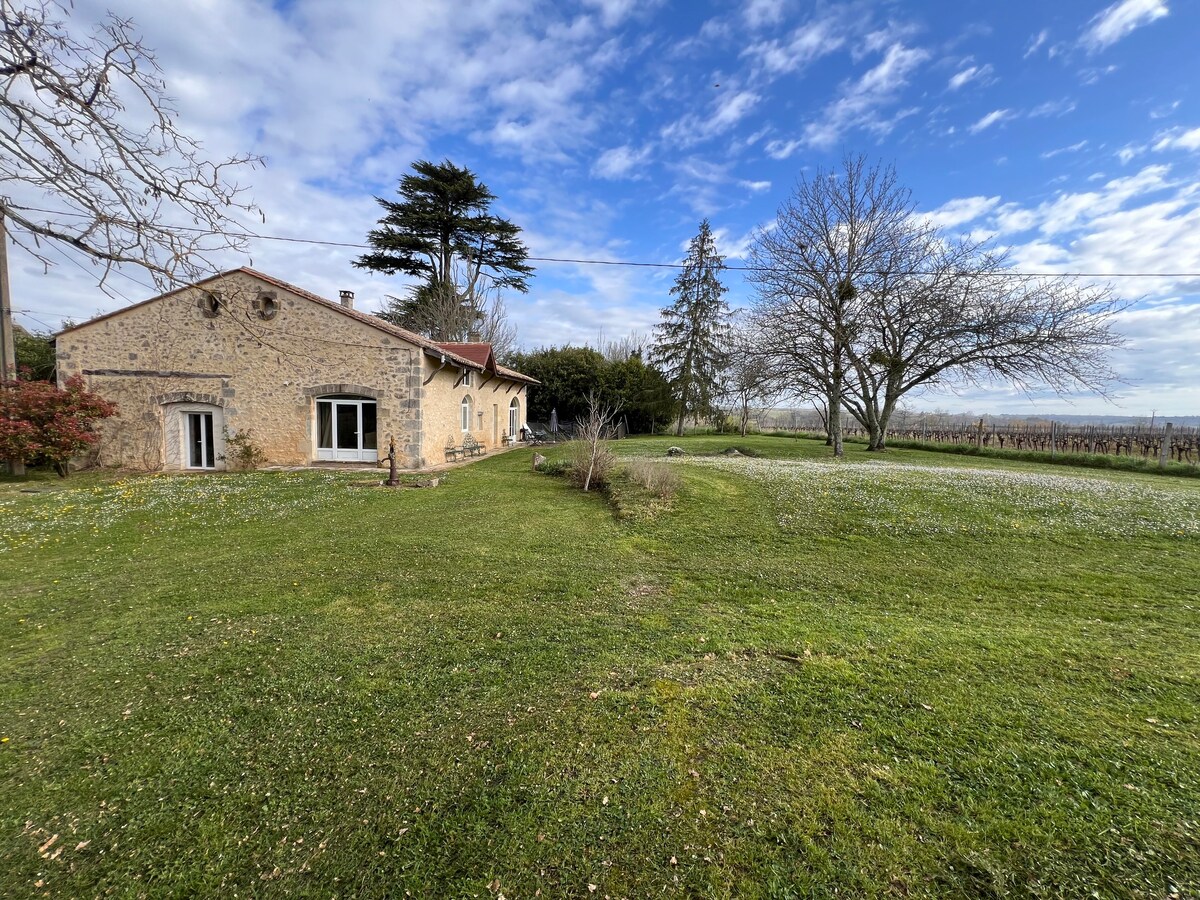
[55,268,537,471]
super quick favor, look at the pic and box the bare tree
[600,329,648,363]
[842,234,1124,450]
[474,285,517,361]
[0,0,262,288]
[572,389,621,492]
[748,156,920,456]
[377,279,518,358]
[750,155,1125,453]
[721,322,786,437]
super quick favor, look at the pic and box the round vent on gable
[198,291,222,318]
[253,290,279,320]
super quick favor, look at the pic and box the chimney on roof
[339,290,354,309]
[467,329,481,342]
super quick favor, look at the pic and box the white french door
[316,398,378,462]
[186,412,216,469]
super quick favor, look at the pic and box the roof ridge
[53,265,538,383]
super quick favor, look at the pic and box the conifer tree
[651,220,732,436]
[355,159,532,341]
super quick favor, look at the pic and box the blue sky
[11,0,1200,415]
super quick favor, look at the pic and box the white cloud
[992,204,1039,233]
[660,89,762,147]
[802,42,930,148]
[742,16,844,76]
[1080,0,1168,52]
[1152,126,1200,153]
[934,165,1190,286]
[1024,29,1049,58]
[968,109,1013,134]
[924,196,1001,229]
[1150,100,1181,120]
[764,138,802,159]
[710,225,758,261]
[713,90,762,130]
[591,144,652,179]
[927,167,1200,412]
[1041,140,1089,159]
[1079,64,1119,85]
[743,0,787,28]
[948,63,993,90]
[1031,165,1173,236]
[1117,143,1146,163]
[1029,98,1076,118]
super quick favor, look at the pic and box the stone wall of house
[418,362,528,463]
[56,271,426,470]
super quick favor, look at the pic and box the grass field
[1,435,1197,898]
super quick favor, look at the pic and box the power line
[11,309,59,331]
[9,202,1200,279]
[43,241,147,306]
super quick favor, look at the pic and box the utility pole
[0,209,27,475]
[0,212,14,381]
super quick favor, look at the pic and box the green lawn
[1,435,1197,898]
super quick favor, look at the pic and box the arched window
[461,395,472,433]
[509,397,520,440]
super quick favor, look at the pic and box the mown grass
[2,436,1198,898]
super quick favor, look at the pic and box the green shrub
[536,457,573,478]
[222,428,268,472]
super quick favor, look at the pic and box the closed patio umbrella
[549,408,558,433]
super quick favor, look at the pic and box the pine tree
[651,220,732,436]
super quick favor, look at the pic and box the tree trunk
[862,402,883,451]
[828,376,844,458]
[865,415,883,450]
[874,396,899,451]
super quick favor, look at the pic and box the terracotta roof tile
[434,342,494,369]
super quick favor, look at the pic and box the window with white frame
[460,395,472,432]
[463,369,474,387]
[315,395,378,462]
[186,411,216,469]
[163,402,224,470]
